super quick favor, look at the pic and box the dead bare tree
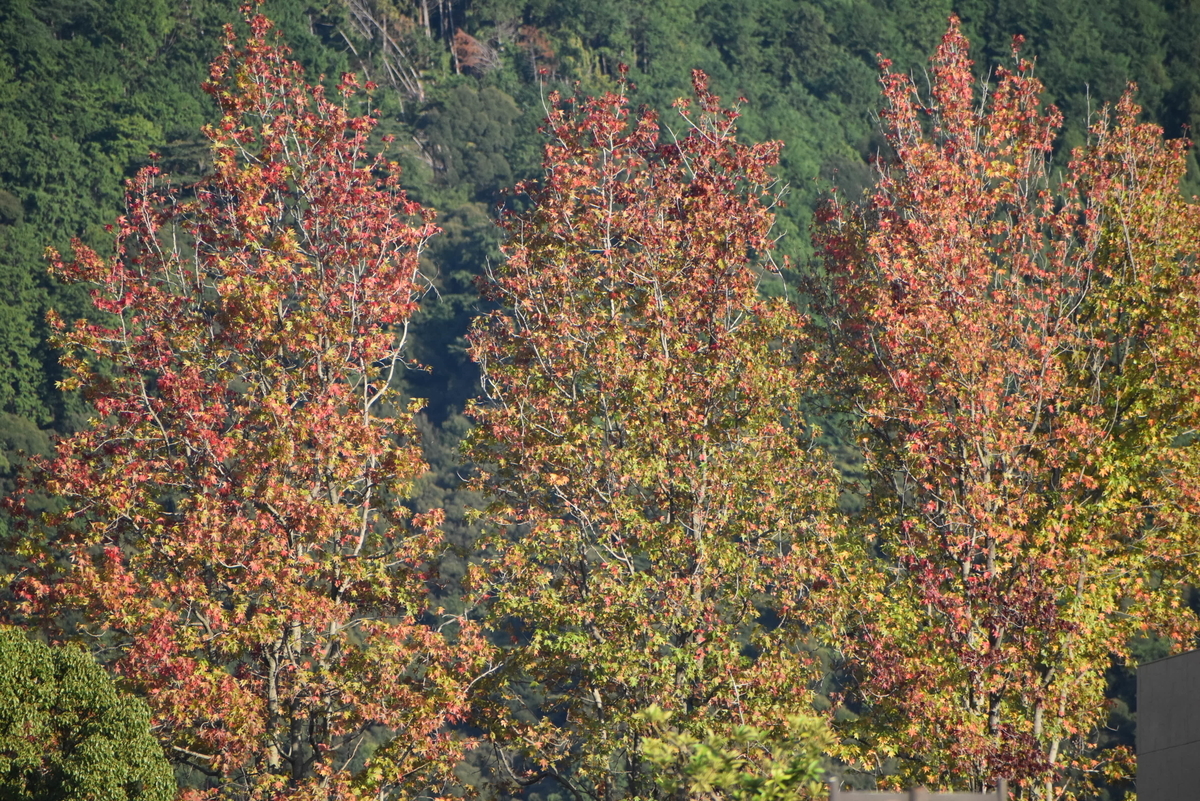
[340,0,427,102]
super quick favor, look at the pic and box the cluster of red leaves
[454,29,500,75]
[817,18,1200,798]
[467,71,850,799]
[516,25,558,77]
[16,14,491,801]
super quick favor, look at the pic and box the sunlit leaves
[20,13,490,800]
[468,70,848,800]
[818,18,1200,798]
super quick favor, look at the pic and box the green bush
[0,627,174,801]
[639,706,832,801]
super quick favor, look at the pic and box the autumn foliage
[8,8,1200,801]
[18,14,488,800]
[467,72,848,799]
[817,18,1200,798]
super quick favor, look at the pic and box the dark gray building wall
[1138,648,1200,800]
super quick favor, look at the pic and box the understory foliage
[817,19,1200,798]
[16,14,489,800]
[468,72,849,800]
[638,705,833,801]
[0,626,175,801]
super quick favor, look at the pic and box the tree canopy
[2,2,1199,800]
[467,71,850,800]
[16,15,490,798]
[0,627,175,801]
[815,20,1200,796]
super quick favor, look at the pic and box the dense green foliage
[639,706,834,801]
[0,0,358,431]
[0,627,174,801]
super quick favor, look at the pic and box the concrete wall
[1138,648,1200,800]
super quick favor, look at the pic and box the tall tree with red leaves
[16,13,490,801]
[817,18,1200,798]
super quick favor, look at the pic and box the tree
[16,13,490,800]
[816,19,1200,798]
[0,626,175,801]
[638,705,832,801]
[467,71,849,801]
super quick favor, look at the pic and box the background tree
[0,626,175,801]
[816,20,1200,798]
[467,72,850,801]
[15,14,490,800]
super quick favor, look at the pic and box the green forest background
[1,0,1198,792]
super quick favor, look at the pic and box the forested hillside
[1,0,1198,798]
